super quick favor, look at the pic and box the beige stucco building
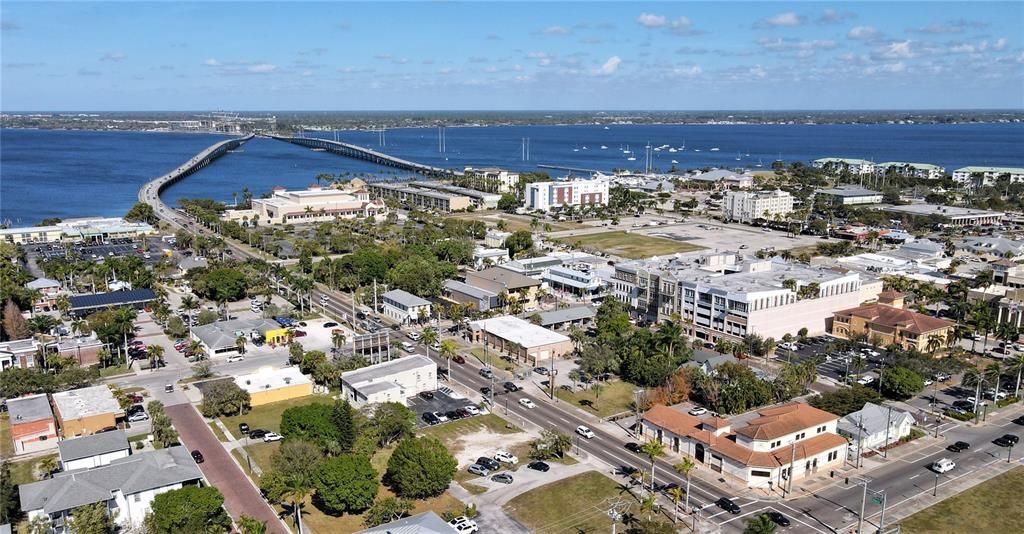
[829,291,954,352]
[51,386,121,438]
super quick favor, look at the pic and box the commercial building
[829,291,954,352]
[26,278,63,313]
[952,166,1024,186]
[411,182,502,210]
[442,280,499,312]
[881,204,1004,227]
[462,167,521,193]
[467,316,573,367]
[874,162,945,180]
[723,190,795,224]
[687,169,754,189]
[837,402,914,455]
[524,177,609,212]
[543,264,604,297]
[51,386,121,438]
[642,402,847,489]
[0,338,40,370]
[465,267,542,308]
[519,305,596,330]
[472,247,510,269]
[191,318,289,355]
[51,337,106,367]
[367,182,473,212]
[341,355,437,406]
[813,158,875,176]
[224,184,387,226]
[234,366,314,407]
[961,237,1024,259]
[58,430,131,471]
[0,225,65,245]
[8,394,58,455]
[612,252,868,342]
[68,289,157,318]
[815,185,883,206]
[0,218,155,246]
[381,289,433,324]
[356,511,458,534]
[19,447,203,532]
[499,256,564,278]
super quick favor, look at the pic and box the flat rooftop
[8,393,53,424]
[234,366,311,393]
[343,354,435,387]
[882,204,1004,218]
[816,186,882,197]
[470,315,570,347]
[51,385,120,420]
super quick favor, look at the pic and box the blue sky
[2,1,1022,110]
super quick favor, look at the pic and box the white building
[18,446,203,533]
[612,252,872,342]
[952,166,1024,186]
[381,289,432,324]
[643,403,847,489]
[723,190,795,224]
[341,354,437,406]
[467,315,573,367]
[813,158,875,176]
[484,229,512,248]
[463,167,521,193]
[815,185,884,206]
[472,247,511,269]
[837,402,914,454]
[525,177,609,212]
[686,169,755,189]
[226,184,387,226]
[58,430,131,472]
[874,162,945,180]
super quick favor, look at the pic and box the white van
[401,341,416,353]
[932,458,955,473]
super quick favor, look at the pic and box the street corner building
[234,366,314,407]
[642,402,847,489]
[467,315,573,367]
[341,354,437,406]
[828,290,954,353]
[50,385,121,438]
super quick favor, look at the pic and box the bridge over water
[138,133,254,211]
[269,134,462,178]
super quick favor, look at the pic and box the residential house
[58,430,131,471]
[0,339,40,370]
[837,402,915,455]
[8,394,58,454]
[355,511,458,534]
[26,278,63,313]
[381,289,433,324]
[682,354,740,376]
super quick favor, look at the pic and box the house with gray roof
[961,236,1024,259]
[683,353,739,376]
[837,402,914,453]
[0,338,40,370]
[58,430,131,471]
[20,446,202,532]
[381,289,432,325]
[521,305,597,330]
[8,394,58,454]
[191,318,282,355]
[443,279,499,312]
[356,511,458,534]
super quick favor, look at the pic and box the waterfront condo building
[227,184,387,225]
[813,158,876,176]
[642,402,847,489]
[874,162,945,180]
[367,182,473,212]
[462,167,521,193]
[524,177,609,212]
[952,166,1024,187]
[612,252,869,342]
[723,190,795,224]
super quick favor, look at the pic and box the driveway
[165,403,289,533]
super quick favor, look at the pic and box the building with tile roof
[641,402,847,489]
[829,290,954,352]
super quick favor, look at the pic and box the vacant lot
[561,230,703,259]
[505,470,641,533]
[555,379,638,418]
[0,414,13,458]
[900,466,1024,534]
[469,347,517,371]
[450,212,578,233]
[220,395,327,437]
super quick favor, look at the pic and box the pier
[269,134,462,178]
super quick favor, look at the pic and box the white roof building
[341,355,436,406]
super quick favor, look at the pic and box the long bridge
[269,134,462,178]
[138,133,254,216]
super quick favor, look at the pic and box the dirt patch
[451,428,535,467]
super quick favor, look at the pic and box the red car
[292,330,307,337]
[452,355,466,364]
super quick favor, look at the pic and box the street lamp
[933,472,939,497]
[1008,442,1015,464]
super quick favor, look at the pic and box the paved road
[165,403,289,534]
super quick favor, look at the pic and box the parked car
[476,457,500,471]
[291,330,307,337]
[419,391,435,400]
[463,405,481,416]
[445,410,462,421]
[323,322,338,328]
[947,441,970,453]
[494,451,519,464]
[527,460,550,472]
[239,423,250,435]
[932,458,956,473]
[128,411,149,423]
[190,450,204,464]
[518,398,536,409]
[576,425,595,439]
[688,407,708,416]
[766,511,791,527]
[422,412,441,425]
[856,376,875,386]
[716,497,741,514]
[248,429,268,439]
[467,464,490,476]
[263,432,282,442]
[625,442,643,453]
[448,517,478,534]
[533,366,550,375]
[226,354,244,363]
[491,473,514,484]
[433,411,449,423]
[407,331,422,341]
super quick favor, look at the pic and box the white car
[688,407,708,416]
[576,425,595,439]
[433,411,449,423]
[861,348,881,358]
[856,376,875,386]
[463,405,481,416]
[263,432,282,442]
[779,342,799,351]
[518,398,537,409]
[448,517,478,534]
[407,331,422,341]
[226,354,245,363]
[128,411,149,423]
[494,450,519,464]
[932,458,956,473]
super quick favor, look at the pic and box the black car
[480,387,492,396]
[445,410,462,421]
[324,322,338,328]
[766,511,790,527]
[533,367,550,376]
[191,450,204,464]
[491,473,514,484]
[947,441,970,453]
[476,457,500,471]
[503,382,520,392]
[419,391,435,400]
[127,404,145,415]
[994,434,1020,447]
[1013,415,1024,426]
[624,442,643,454]
[422,412,441,425]
[715,497,741,514]
[239,422,250,435]
[527,461,550,472]
[248,429,268,440]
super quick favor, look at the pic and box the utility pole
[787,441,797,494]
[857,478,869,534]
[877,490,888,534]
[883,405,893,458]
[855,411,865,468]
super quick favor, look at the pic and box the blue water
[2,123,1023,225]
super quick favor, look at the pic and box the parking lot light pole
[933,473,939,497]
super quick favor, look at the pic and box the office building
[830,291,954,352]
[341,355,437,406]
[815,186,883,206]
[234,366,313,407]
[723,190,795,223]
[191,318,289,355]
[882,204,1004,227]
[381,289,433,324]
[51,386,121,438]
[225,184,387,225]
[524,177,609,212]
[467,316,573,367]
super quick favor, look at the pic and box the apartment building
[642,402,847,489]
[815,186,883,206]
[813,158,875,176]
[723,190,795,224]
[225,184,387,225]
[462,167,521,193]
[411,182,502,209]
[611,252,867,341]
[367,182,473,212]
[524,178,609,212]
[952,166,1024,187]
[874,162,945,180]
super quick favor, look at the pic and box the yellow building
[51,386,122,438]
[830,291,954,353]
[234,366,313,407]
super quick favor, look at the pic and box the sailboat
[735,152,742,161]
[755,158,764,168]
[627,155,637,161]
[668,147,677,153]
[573,145,579,152]
[604,126,610,130]
[671,159,678,164]
[710,147,720,152]
[623,145,632,154]
[600,145,608,149]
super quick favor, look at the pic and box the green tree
[67,502,116,534]
[237,515,267,534]
[363,496,415,528]
[743,513,778,534]
[640,440,665,493]
[496,193,520,213]
[370,402,417,447]
[145,486,232,534]
[200,380,251,417]
[626,518,676,534]
[271,440,324,485]
[808,386,884,416]
[280,403,339,449]
[332,399,359,453]
[312,455,379,514]
[386,436,458,499]
[124,202,157,224]
[504,230,534,257]
[879,367,925,400]
[0,461,20,524]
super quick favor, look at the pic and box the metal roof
[69,289,156,311]
[355,511,458,534]
[382,289,432,308]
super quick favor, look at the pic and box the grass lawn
[0,414,13,458]
[241,441,281,472]
[505,470,641,533]
[449,212,578,233]
[220,395,328,436]
[99,364,130,377]
[468,347,518,372]
[560,230,703,259]
[208,422,228,442]
[419,413,522,442]
[554,380,638,418]
[900,466,1024,534]
[9,453,57,486]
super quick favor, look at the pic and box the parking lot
[28,237,168,265]
[407,387,480,427]
[637,219,826,253]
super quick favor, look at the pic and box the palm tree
[282,479,313,534]
[673,458,697,513]
[439,339,458,378]
[668,486,684,523]
[926,334,944,356]
[1006,352,1024,399]
[113,307,138,363]
[147,344,165,371]
[590,382,604,409]
[331,330,347,355]
[37,456,58,479]
[181,295,199,335]
[640,440,665,494]
[421,328,438,361]
[55,294,71,318]
[985,362,1004,401]
[744,513,778,534]
[235,335,247,355]
[962,366,984,412]
[639,493,659,521]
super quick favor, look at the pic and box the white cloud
[597,56,621,75]
[749,65,767,78]
[910,19,987,34]
[543,25,570,35]
[527,51,553,66]
[755,12,806,28]
[872,40,914,60]
[100,52,126,62]
[203,58,222,66]
[637,13,667,28]
[817,9,855,25]
[757,38,837,54]
[672,65,702,77]
[847,26,880,41]
[246,63,277,73]
[868,62,907,74]
[993,38,1008,51]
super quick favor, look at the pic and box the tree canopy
[312,454,379,514]
[200,380,251,417]
[146,486,232,534]
[385,436,457,499]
